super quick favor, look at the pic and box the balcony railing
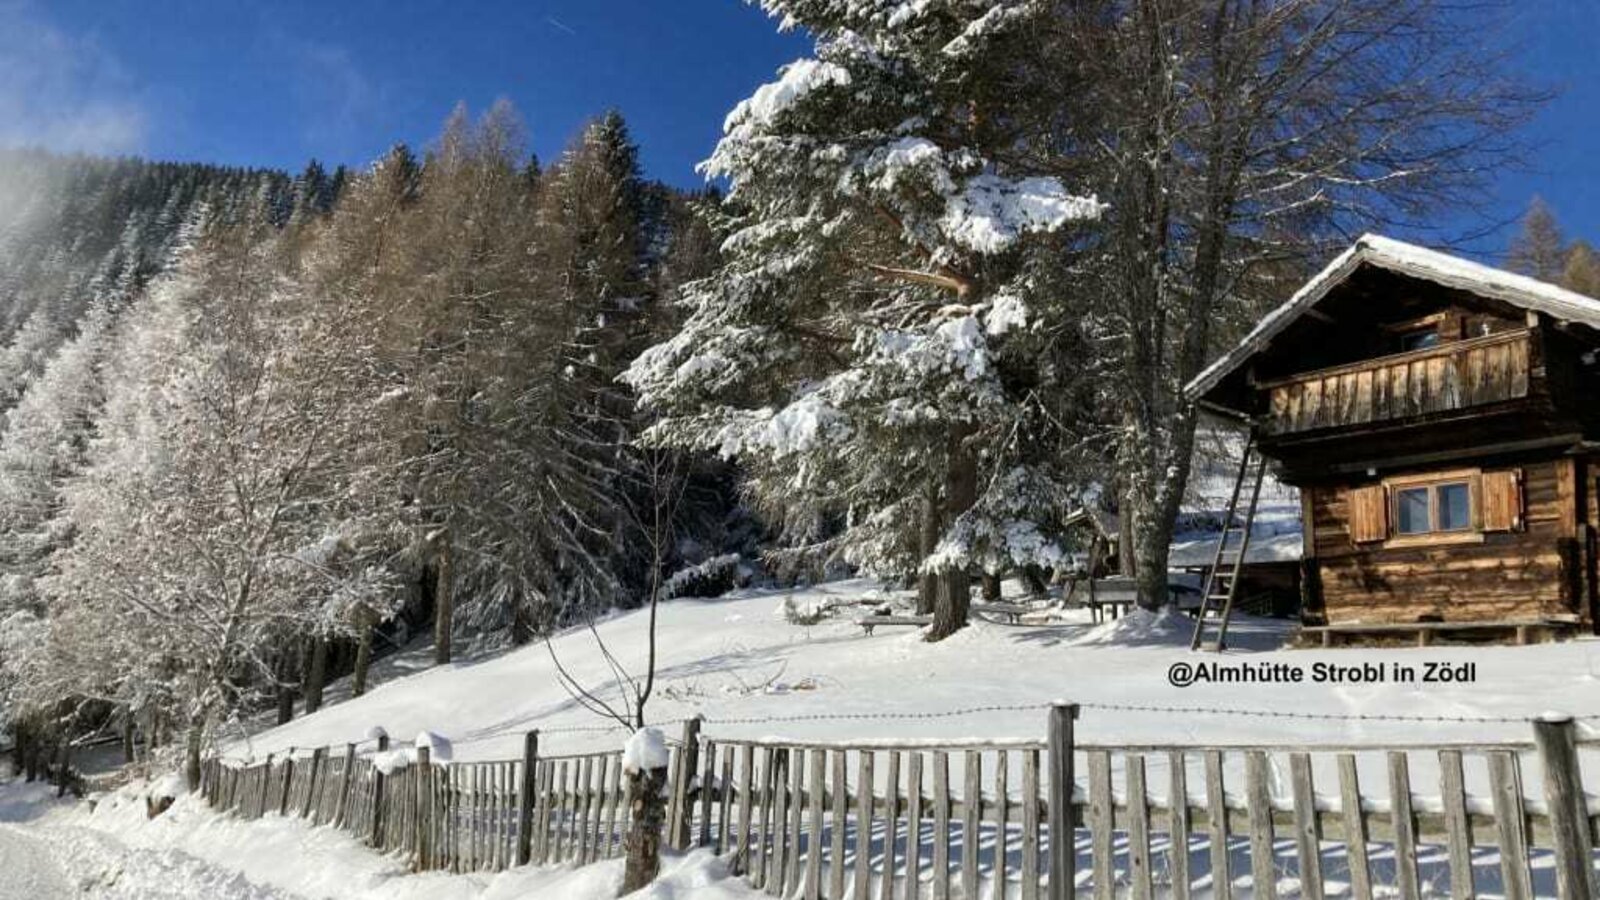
[1260,329,1533,436]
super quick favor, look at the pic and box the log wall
[1306,455,1585,625]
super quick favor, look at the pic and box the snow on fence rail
[198,709,1600,899]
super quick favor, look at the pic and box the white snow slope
[228,579,1600,761]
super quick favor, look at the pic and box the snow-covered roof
[1062,506,1118,540]
[1185,233,1600,403]
[1168,526,1303,568]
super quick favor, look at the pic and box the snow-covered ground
[0,775,757,899]
[226,579,1600,765]
[15,578,1600,898]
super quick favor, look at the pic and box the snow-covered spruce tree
[626,1,1102,639]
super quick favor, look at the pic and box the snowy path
[0,781,303,899]
[0,821,75,898]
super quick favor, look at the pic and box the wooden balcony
[1260,329,1533,436]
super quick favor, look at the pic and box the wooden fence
[199,709,1600,899]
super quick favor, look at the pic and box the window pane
[1396,487,1431,534]
[1437,482,1471,531]
[1401,330,1440,351]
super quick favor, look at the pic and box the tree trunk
[352,608,374,698]
[1118,485,1137,577]
[927,436,977,642]
[510,595,535,646]
[303,635,329,714]
[981,572,1002,602]
[54,743,70,797]
[121,712,135,764]
[275,646,298,725]
[434,530,453,665]
[1130,414,1202,612]
[1021,566,1049,598]
[183,721,203,792]
[620,763,668,895]
[916,481,939,615]
[15,726,31,781]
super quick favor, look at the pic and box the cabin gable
[1189,235,1600,638]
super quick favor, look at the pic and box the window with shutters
[1365,467,1519,547]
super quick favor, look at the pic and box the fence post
[336,742,356,827]
[371,733,390,847]
[1533,713,1594,899]
[279,748,296,816]
[302,746,325,818]
[516,730,540,866]
[1048,702,1080,900]
[258,754,274,817]
[669,716,703,850]
[415,744,432,871]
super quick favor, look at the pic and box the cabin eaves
[1183,233,1600,408]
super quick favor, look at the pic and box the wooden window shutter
[1481,469,1523,532]
[1348,485,1388,543]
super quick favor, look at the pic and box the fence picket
[1336,754,1372,900]
[881,750,901,900]
[577,756,594,866]
[1168,751,1190,900]
[962,750,981,900]
[1245,752,1275,900]
[1205,751,1231,900]
[856,750,876,900]
[701,742,718,852]
[752,747,774,890]
[719,745,736,856]
[604,753,624,860]
[736,744,755,876]
[768,748,790,895]
[1088,750,1113,900]
[1289,753,1322,900]
[1127,754,1152,900]
[993,750,1009,900]
[1438,750,1472,899]
[786,748,806,898]
[1487,751,1531,900]
[1021,749,1039,900]
[830,749,848,899]
[907,751,927,900]
[1386,752,1420,900]
[932,751,950,900]
[805,747,825,900]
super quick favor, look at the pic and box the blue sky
[0,0,1594,254]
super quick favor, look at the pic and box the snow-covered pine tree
[626,0,1102,639]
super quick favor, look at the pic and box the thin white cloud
[0,2,148,154]
[269,29,383,160]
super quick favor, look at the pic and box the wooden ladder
[1190,437,1268,651]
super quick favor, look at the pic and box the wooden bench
[859,615,932,635]
[1302,618,1579,648]
[970,601,1031,624]
[1074,578,1197,623]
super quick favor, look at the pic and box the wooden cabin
[1187,234,1600,644]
